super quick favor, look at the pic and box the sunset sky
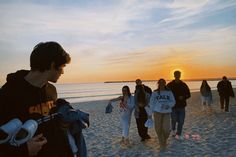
[0,0,236,84]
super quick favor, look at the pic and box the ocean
[55,80,236,103]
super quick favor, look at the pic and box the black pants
[136,107,148,139]
[220,96,230,111]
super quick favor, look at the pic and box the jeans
[121,110,132,138]
[171,108,185,136]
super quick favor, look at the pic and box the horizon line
[104,77,236,83]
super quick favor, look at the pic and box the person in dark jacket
[0,41,71,157]
[134,85,151,142]
[217,76,235,112]
[167,71,191,137]
[135,79,152,95]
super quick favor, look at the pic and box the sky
[0,0,236,84]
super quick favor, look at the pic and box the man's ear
[50,62,56,70]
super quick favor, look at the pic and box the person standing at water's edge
[167,71,191,138]
[134,85,151,142]
[148,79,175,150]
[0,42,72,157]
[217,76,235,112]
[107,86,135,145]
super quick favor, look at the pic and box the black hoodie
[0,70,73,157]
[167,80,191,109]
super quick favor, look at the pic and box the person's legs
[162,113,171,145]
[176,108,185,136]
[225,96,230,112]
[171,108,177,134]
[201,96,206,111]
[220,96,225,110]
[154,112,163,146]
[121,111,131,139]
[136,118,143,139]
[206,96,213,112]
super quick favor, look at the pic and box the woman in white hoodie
[107,86,135,145]
[149,79,176,149]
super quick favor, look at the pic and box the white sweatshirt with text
[149,90,176,114]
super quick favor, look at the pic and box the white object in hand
[0,118,22,144]
[145,118,154,128]
[11,119,38,146]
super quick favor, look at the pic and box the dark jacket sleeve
[229,82,235,97]
[184,83,191,100]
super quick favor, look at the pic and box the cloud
[0,0,236,84]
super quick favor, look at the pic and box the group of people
[108,71,191,150]
[0,41,235,156]
[108,72,235,150]
[200,77,235,112]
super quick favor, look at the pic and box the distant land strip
[104,77,236,83]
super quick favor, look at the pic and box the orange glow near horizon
[56,63,236,84]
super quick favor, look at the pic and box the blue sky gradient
[0,0,236,84]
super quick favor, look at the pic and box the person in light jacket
[149,79,175,150]
[107,86,135,145]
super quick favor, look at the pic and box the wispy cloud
[0,0,236,83]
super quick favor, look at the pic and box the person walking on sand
[148,79,175,150]
[107,86,135,145]
[167,71,191,138]
[217,76,235,112]
[134,85,151,142]
[200,80,213,112]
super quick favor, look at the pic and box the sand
[72,89,236,157]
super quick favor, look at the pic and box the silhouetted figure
[217,76,235,112]
[200,80,213,112]
[134,85,151,142]
[167,71,191,137]
[135,79,152,95]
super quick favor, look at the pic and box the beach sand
[73,89,236,157]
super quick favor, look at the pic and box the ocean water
[55,80,236,103]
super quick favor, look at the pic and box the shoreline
[104,78,236,83]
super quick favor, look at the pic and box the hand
[27,134,47,156]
